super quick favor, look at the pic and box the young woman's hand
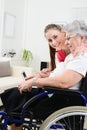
[25,75,35,80]
[38,68,51,78]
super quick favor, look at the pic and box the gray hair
[64,20,87,42]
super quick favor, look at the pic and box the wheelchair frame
[0,86,87,130]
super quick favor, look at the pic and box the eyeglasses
[66,35,77,41]
[65,33,79,41]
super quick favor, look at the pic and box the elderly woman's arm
[18,69,83,93]
[33,70,83,88]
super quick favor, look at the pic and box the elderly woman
[1,20,87,130]
[19,21,87,92]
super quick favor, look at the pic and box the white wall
[0,0,4,55]
[1,0,26,57]
[24,0,87,71]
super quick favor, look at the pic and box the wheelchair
[0,74,87,130]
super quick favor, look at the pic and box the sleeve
[65,55,87,77]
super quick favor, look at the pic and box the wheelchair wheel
[22,119,43,130]
[40,106,87,130]
[22,124,31,130]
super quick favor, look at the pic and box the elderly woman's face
[45,29,66,51]
[65,32,83,54]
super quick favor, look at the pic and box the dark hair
[49,46,56,70]
[44,24,61,34]
[44,24,62,70]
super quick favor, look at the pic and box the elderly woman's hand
[18,79,33,94]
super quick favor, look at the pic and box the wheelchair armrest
[22,86,87,114]
[43,86,87,105]
[43,86,81,94]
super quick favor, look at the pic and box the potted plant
[21,49,33,66]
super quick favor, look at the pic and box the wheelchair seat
[21,87,87,120]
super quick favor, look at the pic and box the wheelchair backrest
[80,72,87,98]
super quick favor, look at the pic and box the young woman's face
[45,29,66,51]
[65,32,83,54]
